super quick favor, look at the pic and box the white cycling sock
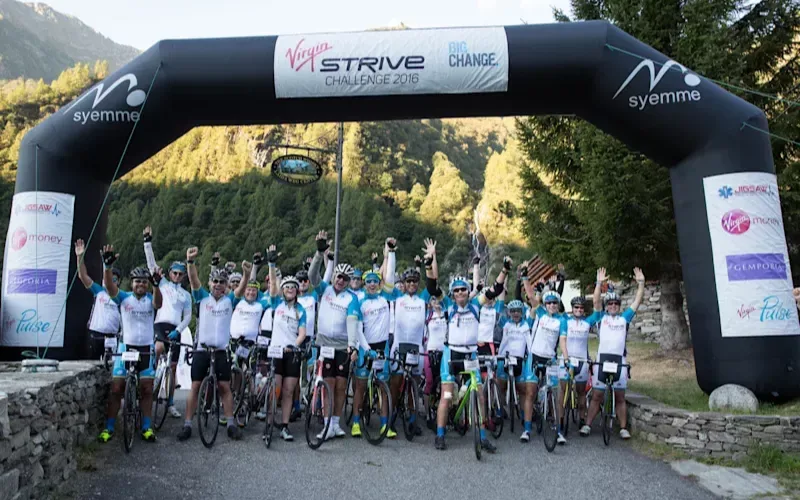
[332,416,340,428]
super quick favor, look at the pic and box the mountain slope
[0,0,139,81]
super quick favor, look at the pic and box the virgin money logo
[721,210,750,234]
[285,39,334,72]
[11,227,27,250]
[10,227,64,250]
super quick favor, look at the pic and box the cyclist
[348,239,396,438]
[177,247,249,442]
[95,244,163,443]
[142,226,192,419]
[350,268,366,301]
[229,271,243,294]
[495,299,536,442]
[434,248,509,452]
[558,295,600,441]
[423,289,447,429]
[75,239,121,362]
[266,254,308,441]
[580,267,645,440]
[520,273,566,444]
[309,230,359,439]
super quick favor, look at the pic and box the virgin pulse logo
[737,296,794,322]
[13,202,61,217]
[721,209,781,235]
[63,73,146,125]
[10,227,64,251]
[613,59,701,111]
[285,39,334,72]
[718,184,776,199]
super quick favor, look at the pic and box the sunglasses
[212,278,227,285]
[132,279,149,285]
[405,279,419,284]
[336,274,351,282]
[283,284,298,290]
[170,270,185,276]
[365,279,380,285]
[607,301,621,306]
[572,305,584,309]
[545,301,559,305]
[298,278,309,283]
[452,287,468,294]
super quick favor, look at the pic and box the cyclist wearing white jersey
[75,239,121,361]
[496,300,537,442]
[580,267,645,440]
[177,247,248,442]
[558,295,600,439]
[350,268,366,300]
[435,247,509,453]
[142,226,192,419]
[309,230,359,439]
[347,240,396,438]
[94,243,163,443]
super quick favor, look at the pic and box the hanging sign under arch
[271,154,324,186]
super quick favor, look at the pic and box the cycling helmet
[571,296,586,308]
[129,267,151,279]
[542,290,561,304]
[402,267,421,282]
[229,272,243,282]
[209,268,229,281]
[449,275,470,291]
[281,275,300,289]
[604,291,621,304]
[334,263,354,279]
[169,261,187,272]
[507,300,525,310]
[246,280,260,289]
[296,270,309,281]
[353,268,363,279]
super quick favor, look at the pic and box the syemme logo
[737,296,794,322]
[613,59,701,111]
[718,184,776,199]
[721,209,781,235]
[10,227,64,250]
[285,39,334,72]
[12,202,61,217]
[63,73,146,125]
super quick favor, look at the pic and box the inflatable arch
[2,21,798,399]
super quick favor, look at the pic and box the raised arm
[187,247,201,291]
[384,238,397,287]
[423,238,438,295]
[309,230,328,287]
[593,267,606,312]
[101,244,120,297]
[74,239,94,288]
[235,261,252,299]
[630,267,646,312]
[151,267,163,309]
[268,245,280,297]
[481,256,510,304]
[471,255,480,294]
[323,250,334,283]
[251,252,263,282]
[143,226,157,272]
[372,252,380,272]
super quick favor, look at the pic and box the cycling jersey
[87,282,120,334]
[390,288,430,349]
[595,308,635,357]
[560,312,601,360]
[269,297,307,347]
[478,300,504,343]
[530,305,565,358]
[193,288,238,349]
[111,290,155,346]
[497,315,533,359]
[155,278,192,332]
[352,291,393,347]
[351,288,366,301]
[297,289,320,339]
[230,296,270,341]
[316,281,358,348]
[425,309,448,352]
[441,296,481,353]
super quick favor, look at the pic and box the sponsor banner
[274,27,508,99]
[62,73,146,126]
[613,58,702,111]
[703,172,799,338]
[1,192,75,347]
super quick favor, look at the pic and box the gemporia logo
[726,253,787,281]
[6,268,57,294]
[613,59,701,111]
[63,73,147,125]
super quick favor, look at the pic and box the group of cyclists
[77,226,646,452]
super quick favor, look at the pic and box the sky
[40,0,573,50]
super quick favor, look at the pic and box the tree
[419,152,473,231]
[475,140,526,247]
[517,0,800,352]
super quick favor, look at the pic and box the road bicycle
[152,339,192,430]
[533,359,559,452]
[501,353,522,437]
[228,337,253,417]
[92,331,120,370]
[304,343,333,449]
[113,347,146,453]
[358,349,393,445]
[481,352,504,439]
[343,360,355,425]
[262,343,301,448]
[591,358,631,446]
[425,351,443,432]
[194,344,223,449]
[560,356,589,437]
[390,347,425,441]
[446,346,493,460]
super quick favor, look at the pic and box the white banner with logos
[703,172,799,338]
[1,192,75,347]
[274,27,508,99]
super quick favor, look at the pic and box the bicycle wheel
[470,390,481,461]
[122,376,137,453]
[197,376,219,448]
[402,375,420,442]
[235,374,251,428]
[153,362,170,430]
[507,378,516,434]
[344,368,355,425]
[361,378,392,446]
[602,388,613,446]
[486,378,503,439]
[305,379,332,450]
[264,378,277,448]
[230,365,245,416]
[562,380,572,437]
[542,388,558,453]
[427,388,440,431]
[535,394,543,436]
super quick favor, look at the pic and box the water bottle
[256,373,264,392]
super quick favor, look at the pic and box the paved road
[65,391,714,500]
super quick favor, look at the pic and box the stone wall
[614,281,691,342]
[627,393,800,460]
[0,361,109,500]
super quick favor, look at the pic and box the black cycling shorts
[477,343,495,373]
[531,354,551,383]
[191,350,231,382]
[274,350,302,378]
[322,348,351,379]
[154,322,180,363]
